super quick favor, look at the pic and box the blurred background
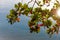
[0,0,60,40]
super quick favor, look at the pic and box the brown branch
[35,0,40,6]
[28,0,33,4]
[32,0,36,8]
[35,0,43,7]
[27,0,42,8]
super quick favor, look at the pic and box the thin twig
[35,0,40,6]
[28,0,33,4]
[32,0,36,8]
[35,0,43,6]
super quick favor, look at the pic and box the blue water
[0,0,60,40]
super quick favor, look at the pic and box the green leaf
[23,3,28,9]
[15,4,18,8]
[43,20,52,27]
[10,9,15,14]
[18,2,22,7]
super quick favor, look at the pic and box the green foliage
[15,4,18,9]
[43,20,52,28]
[6,0,60,37]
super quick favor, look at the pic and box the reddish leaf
[38,24,44,26]
[30,10,32,14]
[16,18,20,22]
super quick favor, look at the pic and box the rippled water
[0,0,60,40]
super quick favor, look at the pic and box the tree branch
[32,0,36,8]
[28,0,33,4]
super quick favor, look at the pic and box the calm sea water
[0,0,60,40]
